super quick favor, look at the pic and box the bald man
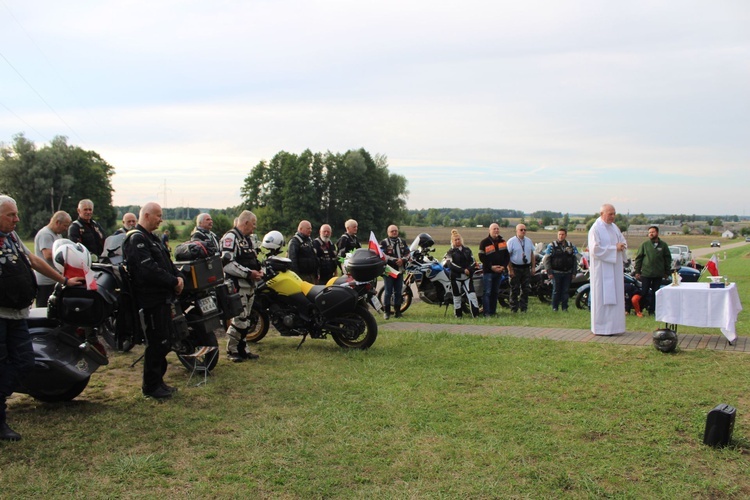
[123,202,185,399]
[33,210,72,306]
[588,203,627,335]
[288,220,318,283]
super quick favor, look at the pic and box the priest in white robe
[588,204,628,335]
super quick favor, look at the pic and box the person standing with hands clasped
[478,223,509,317]
[634,225,672,316]
[507,224,535,313]
[380,225,410,319]
[446,229,479,318]
[544,228,578,312]
[122,202,184,400]
[588,203,628,335]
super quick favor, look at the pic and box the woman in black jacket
[445,229,480,318]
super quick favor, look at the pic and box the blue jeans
[383,274,404,312]
[482,271,502,315]
[551,272,573,311]
[0,318,35,422]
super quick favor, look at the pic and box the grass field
[2,242,749,497]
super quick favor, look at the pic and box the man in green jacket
[634,226,673,316]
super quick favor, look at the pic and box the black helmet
[417,233,434,249]
[653,328,678,353]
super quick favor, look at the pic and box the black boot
[0,421,21,441]
[237,340,259,360]
[454,308,463,318]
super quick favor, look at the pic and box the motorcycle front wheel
[376,286,413,314]
[329,305,378,350]
[28,377,90,403]
[245,305,270,343]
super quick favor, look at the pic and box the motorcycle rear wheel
[330,305,378,349]
[176,329,220,372]
[28,377,90,402]
[245,305,270,343]
[376,286,413,314]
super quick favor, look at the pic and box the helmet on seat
[52,239,91,274]
[261,231,285,251]
[653,328,678,353]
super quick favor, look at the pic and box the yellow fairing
[267,271,308,296]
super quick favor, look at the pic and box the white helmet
[52,238,92,274]
[261,230,285,251]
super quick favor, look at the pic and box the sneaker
[384,311,391,320]
[0,421,21,441]
[143,386,173,400]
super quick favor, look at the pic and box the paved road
[379,322,748,353]
[692,240,748,258]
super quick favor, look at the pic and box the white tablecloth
[655,282,743,342]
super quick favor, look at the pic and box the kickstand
[130,352,144,368]
[296,334,308,350]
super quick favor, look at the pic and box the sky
[1,0,749,216]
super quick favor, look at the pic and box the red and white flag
[706,254,719,277]
[368,231,385,259]
[368,231,399,278]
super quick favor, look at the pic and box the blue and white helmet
[261,231,285,251]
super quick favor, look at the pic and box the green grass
[3,245,749,497]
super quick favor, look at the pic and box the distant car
[672,244,692,264]
[746,236,750,242]
[711,240,721,247]
[668,246,684,267]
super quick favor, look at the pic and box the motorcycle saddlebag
[47,284,117,327]
[215,281,243,321]
[176,254,224,291]
[315,285,358,317]
[345,249,385,282]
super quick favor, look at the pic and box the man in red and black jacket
[478,223,510,317]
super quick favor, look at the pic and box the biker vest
[0,232,39,309]
[549,241,576,272]
[228,228,260,270]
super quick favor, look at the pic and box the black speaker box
[703,403,736,447]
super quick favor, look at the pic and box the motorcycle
[16,248,117,402]
[245,254,380,349]
[377,234,484,316]
[114,251,242,373]
[574,265,701,311]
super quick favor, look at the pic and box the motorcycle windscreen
[314,286,358,317]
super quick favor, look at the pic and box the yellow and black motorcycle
[247,255,380,349]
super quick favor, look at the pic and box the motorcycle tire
[575,288,590,311]
[176,329,220,373]
[245,305,270,343]
[376,286,413,314]
[537,285,552,303]
[27,377,90,403]
[330,305,378,350]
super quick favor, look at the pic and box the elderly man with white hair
[190,213,220,255]
[588,203,628,335]
[1,195,83,440]
[68,198,106,258]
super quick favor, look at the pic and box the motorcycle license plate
[369,295,382,311]
[198,296,218,314]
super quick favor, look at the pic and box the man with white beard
[588,203,628,335]
[313,224,337,284]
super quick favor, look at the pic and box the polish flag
[706,254,719,277]
[368,231,399,278]
[368,231,385,259]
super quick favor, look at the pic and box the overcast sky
[2,0,748,216]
